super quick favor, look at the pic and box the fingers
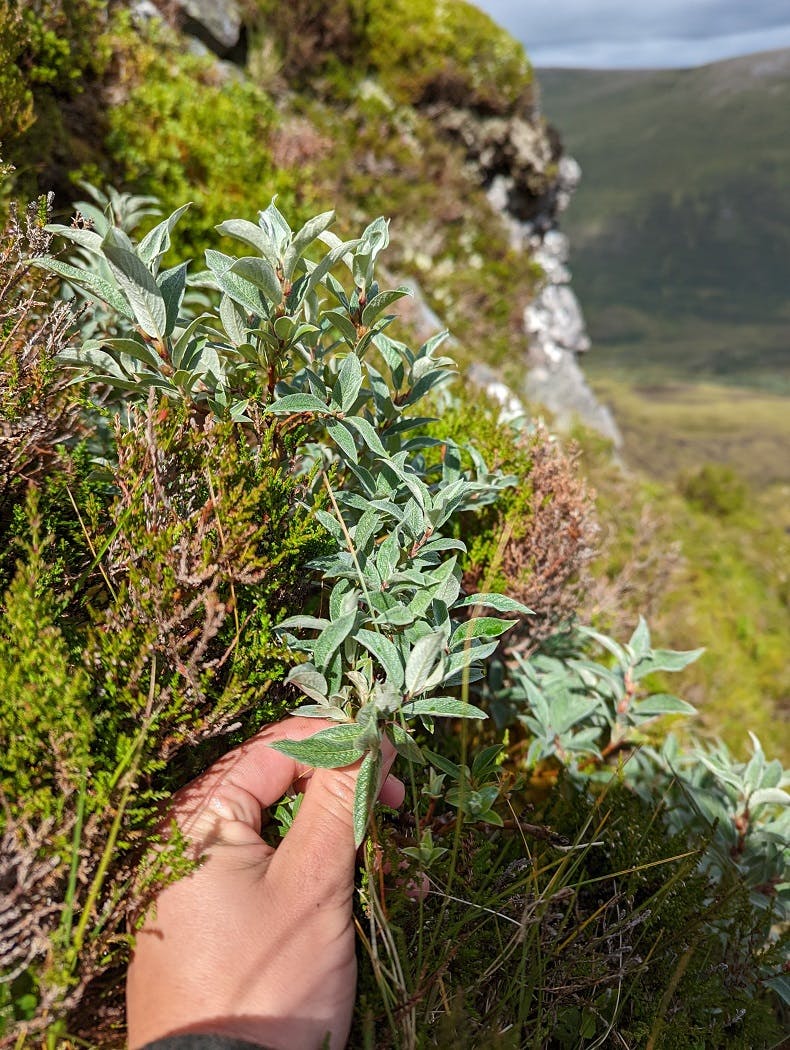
[380,772,406,809]
[172,718,344,846]
[171,718,404,852]
[268,737,398,905]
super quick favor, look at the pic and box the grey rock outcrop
[429,101,620,446]
[427,105,560,227]
[514,158,621,446]
[155,0,245,59]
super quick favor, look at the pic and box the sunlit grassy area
[575,379,790,761]
[589,375,790,488]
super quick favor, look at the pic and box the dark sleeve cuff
[142,1036,275,1050]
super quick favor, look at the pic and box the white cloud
[475,0,790,68]
[530,24,790,69]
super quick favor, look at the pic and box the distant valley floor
[588,372,790,494]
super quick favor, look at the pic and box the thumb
[268,743,397,905]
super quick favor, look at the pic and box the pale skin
[126,717,404,1050]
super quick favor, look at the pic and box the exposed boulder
[427,105,559,225]
[422,89,620,446]
[158,0,245,60]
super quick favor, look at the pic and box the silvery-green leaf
[627,616,651,659]
[401,697,485,720]
[138,203,191,270]
[749,787,790,808]
[158,262,187,336]
[361,286,411,327]
[355,629,404,690]
[44,223,104,254]
[457,593,532,615]
[69,372,141,391]
[359,215,389,258]
[352,508,380,557]
[433,568,461,608]
[760,759,784,790]
[323,308,358,345]
[171,313,212,365]
[632,647,705,680]
[317,229,355,271]
[578,626,629,664]
[420,651,447,695]
[102,229,167,339]
[375,530,401,581]
[381,456,429,508]
[231,256,282,305]
[289,704,348,720]
[450,617,515,648]
[375,604,415,627]
[443,640,500,684]
[259,198,292,251]
[401,499,424,543]
[388,723,425,764]
[332,353,363,413]
[220,294,249,346]
[353,749,381,847]
[342,415,387,457]
[328,580,354,620]
[266,393,332,415]
[205,249,266,315]
[314,509,344,544]
[314,611,357,670]
[325,418,358,464]
[370,679,401,715]
[283,209,335,280]
[287,664,329,703]
[216,218,278,265]
[33,257,135,320]
[631,694,697,717]
[93,337,164,371]
[268,722,365,769]
[69,198,109,232]
[340,588,360,617]
[325,647,344,695]
[304,238,361,297]
[67,346,130,378]
[277,615,330,632]
[402,368,454,407]
[405,631,445,697]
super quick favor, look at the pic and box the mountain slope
[537,51,790,388]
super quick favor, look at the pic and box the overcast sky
[475,1,790,68]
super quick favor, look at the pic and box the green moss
[422,396,536,586]
[1,0,111,203]
[102,19,307,258]
[363,0,533,112]
[250,0,532,113]
[0,497,92,823]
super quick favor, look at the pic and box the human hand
[126,717,403,1050]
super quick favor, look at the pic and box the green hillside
[538,53,790,389]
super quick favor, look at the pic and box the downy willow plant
[40,197,529,843]
[489,616,703,771]
[487,616,790,971]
